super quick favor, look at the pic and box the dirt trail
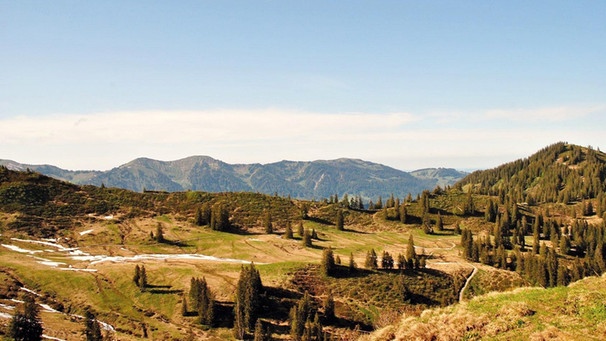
[458,264,478,302]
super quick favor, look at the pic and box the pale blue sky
[1,1,605,171]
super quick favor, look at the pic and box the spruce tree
[84,307,103,341]
[321,247,336,277]
[264,211,273,234]
[336,210,344,231]
[348,252,356,273]
[365,249,378,269]
[234,263,263,338]
[139,265,147,291]
[303,229,313,247]
[284,221,294,239]
[298,222,305,238]
[406,234,417,269]
[9,293,43,341]
[133,265,141,285]
[156,223,164,243]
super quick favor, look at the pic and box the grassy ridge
[366,274,606,341]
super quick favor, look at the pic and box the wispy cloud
[484,104,606,122]
[1,105,604,171]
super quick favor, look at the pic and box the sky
[1,1,605,171]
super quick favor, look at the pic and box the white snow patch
[79,229,94,236]
[42,335,66,341]
[60,267,97,273]
[2,244,42,254]
[0,303,15,310]
[98,320,115,332]
[20,287,41,296]
[71,253,258,265]
[0,312,11,319]
[104,215,114,220]
[39,303,60,313]
[32,257,66,267]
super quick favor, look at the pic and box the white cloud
[1,106,604,171]
[484,104,606,122]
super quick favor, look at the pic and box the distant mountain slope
[2,157,466,200]
[409,168,468,188]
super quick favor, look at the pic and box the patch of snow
[20,287,41,296]
[60,268,97,273]
[98,320,115,332]
[42,335,66,341]
[0,303,15,310]
[32,256,66,267]
[39,303,60,313]
[11,299,24,304]
[72,253,258,265]
[0,312,11,319]
[2,244,42,254]
[104,215,114,220]
[41,238,57,243]
[79,229,94,236]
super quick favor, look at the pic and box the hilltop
[0,157,467,200]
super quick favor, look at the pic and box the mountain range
[0,157,467,201]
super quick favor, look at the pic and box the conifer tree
[436,213,443,231]
[399,204,408,224]
[406,234,417,269]
[156,223,164,243]
[381,251,394,269]
[365,249,378,269]
[133,265,141,285]
[321,247,335,276]
[84,307,103,341]
[303,229,313,247]
[138,265,147,291]
[234,263,263,338]
[298,222,305,238]
[9,293,43,341]
[323,292,335,323]
[336,210,344,231]
[348,252,356,273]
[264,211,273,234]
[284,221,294,239]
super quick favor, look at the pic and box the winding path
[458,264,478,302]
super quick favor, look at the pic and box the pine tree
[323,292,335,323]
[406,234,417,269]
[381,251,394,269]
[348,252,356,273]
[284,221,294,239]
[436,213,443,231]
[264,211,273,234]
[321,247,335,276]
[253,319,270,341]
[139,265,147,291]
[298,222,305,238]
[133,264,141,285]
[84,307,103,341]
[365,249,378,269]
[156,223,164,243]
[303,229,313,247]
[234,263,263,338]
[9,293,43,341]
[336,210,344,231]
[290,291,313,340]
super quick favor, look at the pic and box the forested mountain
[0,157,466,201]
[458,142,606,205]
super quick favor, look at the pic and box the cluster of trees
[186,277,215,326]
[461,215,606,288]
[234,263,263,339]
[133,265,148,291]
[194,202,230,231]
[289,292,326,340]
[363,235,425,270]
